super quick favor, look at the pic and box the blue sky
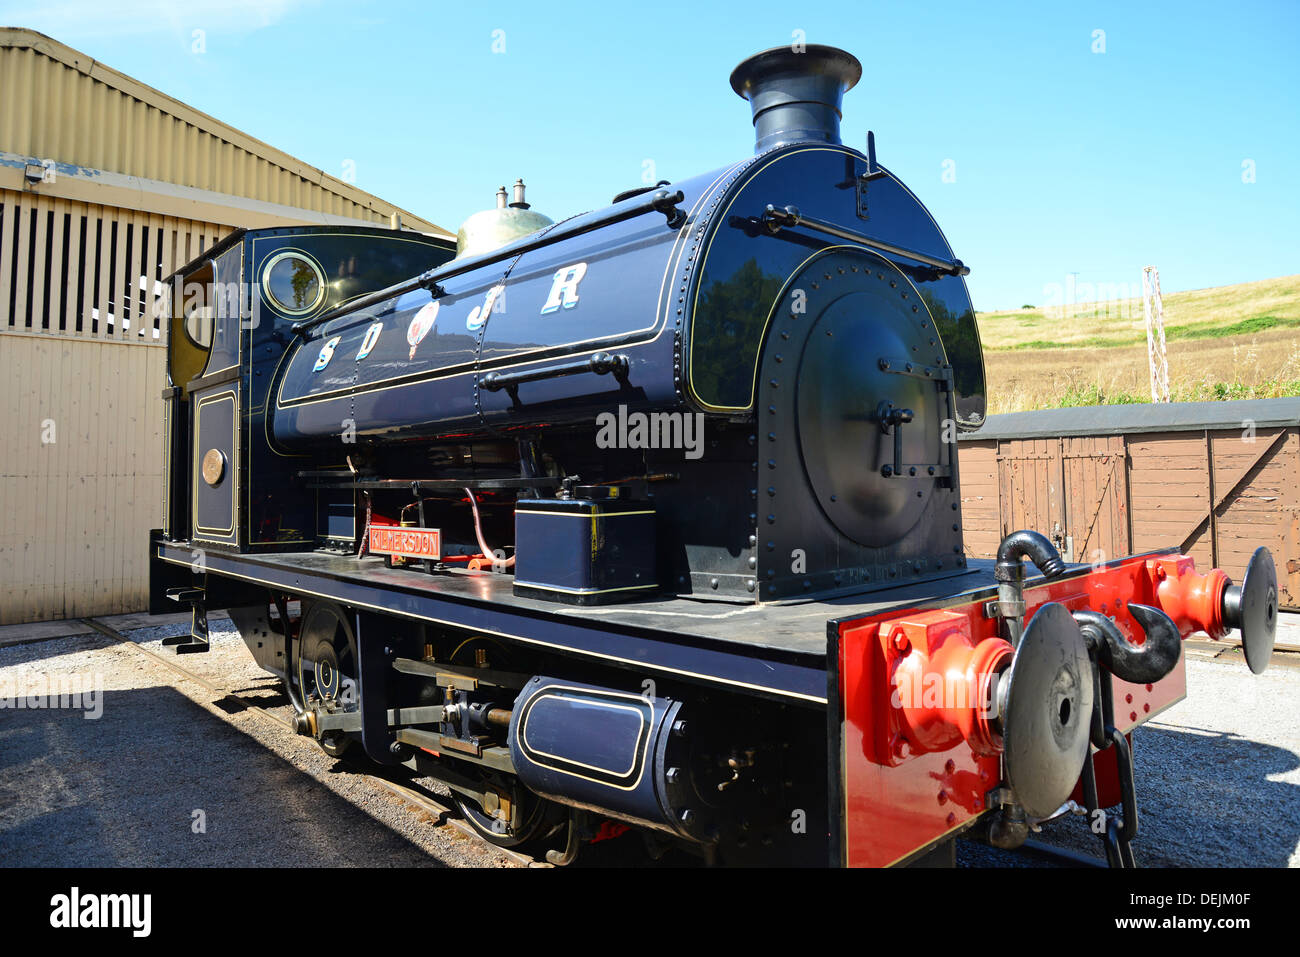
[5,0,1297,310]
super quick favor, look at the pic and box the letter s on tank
[541,262,588,314]
[313,336,342,372]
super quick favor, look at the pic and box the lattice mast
[1142,265,1171,403]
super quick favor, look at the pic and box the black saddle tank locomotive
[150,44,1277,867]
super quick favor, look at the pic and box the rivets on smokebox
[774,354,783,363]
[768,459,777,469]
[766,514,776,524]
[879,359,891,371]
[710,578,719,590]
[767,487,776,497]
[748,556,757,569]
[766,541,775,552]
[768,432,776,441]
[746,580,756,592]
[769,379,779,388]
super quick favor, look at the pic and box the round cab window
[263,252,325,315]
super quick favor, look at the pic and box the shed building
[0,28,450,623]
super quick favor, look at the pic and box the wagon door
[1061,436,1129,566]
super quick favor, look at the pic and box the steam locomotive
[149,44,1278,867]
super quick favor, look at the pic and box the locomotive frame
[148,44,1278,867]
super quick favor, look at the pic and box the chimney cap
[729,44,861,101]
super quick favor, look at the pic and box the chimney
[729,44,862,153]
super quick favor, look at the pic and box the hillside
[975,275,1300,414]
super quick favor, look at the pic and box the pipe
[463,487,515,569]
[995,529,1067,583]
[993,529,1066,649]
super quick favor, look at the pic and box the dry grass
[977,275,1300,413]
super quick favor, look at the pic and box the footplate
[163,587,211,654]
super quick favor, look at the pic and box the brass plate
[201,448,226,487]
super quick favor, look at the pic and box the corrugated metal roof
[0,28,450,236]
[961,397,1300,441]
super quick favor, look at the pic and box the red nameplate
[369,525,442,561]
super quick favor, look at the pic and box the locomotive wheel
[296,601,359,758]
[444,637,561,849]
[454,774,559,849]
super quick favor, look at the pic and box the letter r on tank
[541,263,588,314]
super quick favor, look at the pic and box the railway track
[81,617,546,869]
